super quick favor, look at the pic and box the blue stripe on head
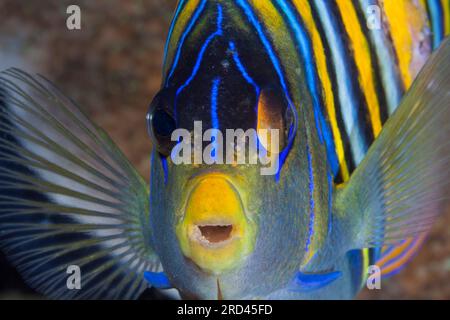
[217,3,224,32]
[235,0,291,101]
[166,0,208,85]
[229,40,264,158]
[175,33,219,97]
[174,4,224,116]
[428,0,444,49]
[163,0,186,66]
[229,41,261,99]
[210,77,221,160]
[211,77,221,130]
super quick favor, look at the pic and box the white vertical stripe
[359,0,403,114]
[313,0,367,165]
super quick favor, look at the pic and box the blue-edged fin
[144,271,172,289]
[335,38,450,249]
[0,68,161,299]
[288,271,342,292]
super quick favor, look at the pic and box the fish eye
[147,90,177,156]
[151,109,176,137]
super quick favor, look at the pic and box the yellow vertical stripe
[419,0,428,11]
[443,0,450,35]
[361,248,370,286]
[292,0,350,181]
[163,0,201,78]
[335,0,383,138]
[381,0,414,88]
[382,0,431,89]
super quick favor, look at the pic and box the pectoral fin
[0,69,162,299]
[288,271,342,292]
[336,38,450,249]
[144,271,172,289]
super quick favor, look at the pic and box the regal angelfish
[0,0,449,299]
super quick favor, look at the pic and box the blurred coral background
[0,0,448,299]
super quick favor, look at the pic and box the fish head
[146,2,331,299]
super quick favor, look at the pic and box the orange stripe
[377,239,413,268]
[379,235,427,275]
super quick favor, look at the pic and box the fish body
[0,0,449,300]
[152,0,450,298]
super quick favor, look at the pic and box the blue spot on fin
[289,271,342,292]
[144,271,172,289]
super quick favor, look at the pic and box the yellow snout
[176,174,255,274]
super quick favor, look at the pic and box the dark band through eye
[152,109,176,137]
[146,88,177,156]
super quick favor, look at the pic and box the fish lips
[175,173,257,275]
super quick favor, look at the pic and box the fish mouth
[194,224,234,247]
[176,174,256,274]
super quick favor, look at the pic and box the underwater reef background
[0,0,448,299]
